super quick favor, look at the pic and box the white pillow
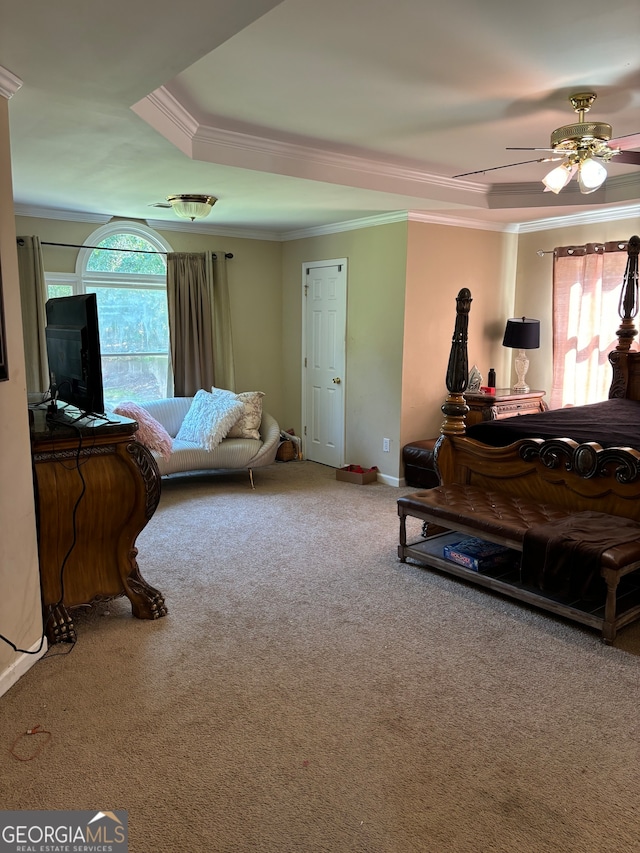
[176,389,244,451]
[216,389,265,441]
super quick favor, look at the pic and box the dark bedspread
[466,397,640,449]
[521,511,640,599]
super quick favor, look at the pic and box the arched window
[74,223,172,406]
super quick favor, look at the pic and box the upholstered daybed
[114,392,280,488]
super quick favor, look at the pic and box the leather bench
[397,483,640,643]
[402,438,439,488]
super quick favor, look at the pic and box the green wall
[15,216,286,422]
[282,222,408,479]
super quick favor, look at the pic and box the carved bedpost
[441,288,472,435]
[609,236,639,398]
[615,235,639,352]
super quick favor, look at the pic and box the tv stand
[30,406,167,643]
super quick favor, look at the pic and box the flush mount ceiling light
[166,194,217,221]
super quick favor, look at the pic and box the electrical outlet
[383,438,390,452]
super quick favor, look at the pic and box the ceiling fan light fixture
[577,157,607,194]
[542,162,575,194]
[166,194,217,221]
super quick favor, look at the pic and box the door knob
[333,377,341,384]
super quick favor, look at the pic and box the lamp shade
[577,158,607,194]
[502,317,540,350]
[542,163,574,194]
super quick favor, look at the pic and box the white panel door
[303,261,347,468]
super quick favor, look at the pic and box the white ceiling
[3,0,640,238]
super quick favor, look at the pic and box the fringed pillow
[176,389,244,451]
[219,389,265,441]
[113,401,173,459]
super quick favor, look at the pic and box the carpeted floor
[2,461,640,852]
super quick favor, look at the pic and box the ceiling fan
[454,92,640,194]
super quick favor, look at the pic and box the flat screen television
[45,293,105,415]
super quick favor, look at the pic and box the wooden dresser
[30,406,166,643]
[463,389,547,427]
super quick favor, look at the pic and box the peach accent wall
[402,221,518,446]
[514,216,640,400]
[0,102,44,692]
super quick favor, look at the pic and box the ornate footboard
[435,433,640,523]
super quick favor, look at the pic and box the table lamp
[502,317,540,393]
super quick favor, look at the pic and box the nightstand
[464,389,547,426]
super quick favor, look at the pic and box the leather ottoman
[402,438,439,488]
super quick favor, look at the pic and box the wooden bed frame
[435,235,640,522]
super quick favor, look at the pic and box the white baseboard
[0,637,48,700]
[377,472,402,487]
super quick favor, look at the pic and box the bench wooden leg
[398,510,407,562]
[601,568,620,644]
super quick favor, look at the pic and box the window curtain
[16,236,49,393]
[166,251,235,397]
[550,241,629,409]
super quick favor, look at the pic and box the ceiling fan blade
[148,202,172,208]
[506,147,557,152]
[610,132,640,150]
[613,150,640,165]
[453,157,560,178]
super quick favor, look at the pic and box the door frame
[301,258,348,466]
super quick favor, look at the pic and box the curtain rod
[16,238,233,259]
[537,240,629,257]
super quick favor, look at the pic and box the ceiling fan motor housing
[551,121,613,150]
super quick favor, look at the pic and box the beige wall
[515,215,640,399]
[282,222,408,480]
[402,222,518,448]
[0,101,44,693]
[14,217,286,423]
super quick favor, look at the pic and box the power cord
[9,725,52,761]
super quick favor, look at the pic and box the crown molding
[142,87,199,137]
[13,204,282,241]
[516,204,640,233]
[13,201,638,242]
[0,66,23,100]
[130,87,198,157]
[407,210,517,233]
[282,209,518,241]
[281,211,409,241]
[14,205,111,224]
[193,122,478,194]
[135,86,483,203]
